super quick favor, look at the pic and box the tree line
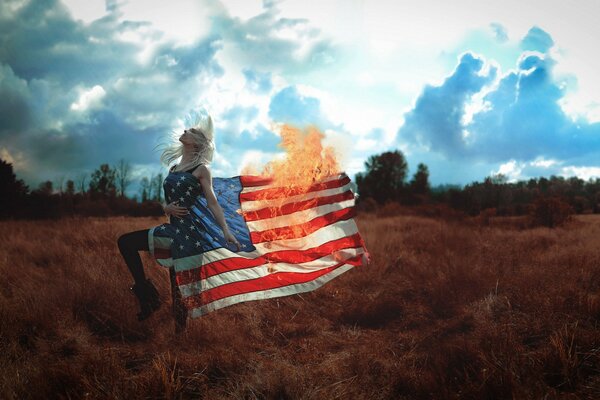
[355,150,600,226]
[0,158,165,219]
[2,151,600,223]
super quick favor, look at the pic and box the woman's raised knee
[117,233,131,252]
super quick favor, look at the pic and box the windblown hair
[154,110,215,172]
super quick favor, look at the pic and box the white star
[195,241,201,247]
[189,224,194,230]
[175,228,180,234]
[179,245,184,250]
[180,176,185,181]
[176,182,181,187]
[171,188,175,193]
[159,226,165,230]
[185,234,189,240]
[179,197,184,202]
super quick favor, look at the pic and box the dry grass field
[1,212,600,399]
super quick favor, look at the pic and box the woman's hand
[224,230,241,251]
[164,200,189,218]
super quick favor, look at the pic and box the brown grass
[1,214,600,399]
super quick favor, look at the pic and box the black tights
[117,229,150,285]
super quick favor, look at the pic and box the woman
[117,110,241,321]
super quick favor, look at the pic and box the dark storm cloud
[11,110,166,183]
[0,63,31,132]
[0,0,341,189]
[0,0,223,186]
[0,0,138,86]
[397,27,600,167]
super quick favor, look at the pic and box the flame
[241,124,342,246]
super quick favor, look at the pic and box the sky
[1,0,600,198]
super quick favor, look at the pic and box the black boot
[130,278,162,321]
[169,267,188,333]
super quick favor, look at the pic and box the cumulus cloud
[398,52,498,156]
[397,27,600,176]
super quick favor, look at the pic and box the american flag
[149,172,369,318]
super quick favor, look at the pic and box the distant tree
[55,175,65,194]
[140,177,150,202]
[409,163,430,195]
[89,164,117,197]
[355,150,408,204]
[65,179,75,196]
[37,180,54,195]
[0,158,29,219]
[488,173,508,185]
[152,172,164,202]
[75,172,88,194]
[115,158,131,198]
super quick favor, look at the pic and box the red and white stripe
[176,172,369,318]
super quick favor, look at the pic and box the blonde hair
[155,111,215,172]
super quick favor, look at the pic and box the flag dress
[148,166,369,318]
[147,165,252,270]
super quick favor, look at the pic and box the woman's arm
[195,165,241,251]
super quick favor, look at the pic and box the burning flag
[149,125,370,318]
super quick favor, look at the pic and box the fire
[241,124,343,247]
[241,124,340,186]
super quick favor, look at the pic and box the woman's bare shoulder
[192,164,211,179]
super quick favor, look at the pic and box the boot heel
[130,279,162,321]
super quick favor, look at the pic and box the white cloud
[560,165,600,181]
[238,149,285,175]
[493,159,524,182]
[220,0,264,20]
[530,157,559,168]
[70,85,106,111]
[60,0,106,23]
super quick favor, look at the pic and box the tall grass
[1,214,599,399]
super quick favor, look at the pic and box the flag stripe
[188,263,357,318]
[250,206,355,243]
[241,182,353,212]
[239,176,274,187]
[179,247,365,296]
[243,190,354,222]
[175,233,365,285]
[182,254,363,308]
[240,175,351,201]
[240,173,345,194]
[246,198,354,231]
